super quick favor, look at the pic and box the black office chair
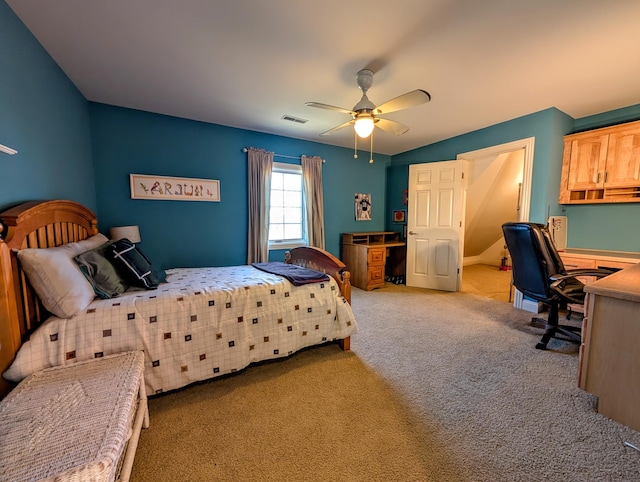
[501,222,614,350]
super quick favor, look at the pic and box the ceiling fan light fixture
[354,115,375,138]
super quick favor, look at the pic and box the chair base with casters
[532,302,582,350]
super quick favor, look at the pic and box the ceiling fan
[306,69,431,142]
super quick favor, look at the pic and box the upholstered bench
[0,351,148,482]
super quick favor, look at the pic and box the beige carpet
[131,284,640,481]
[462,263,512,302]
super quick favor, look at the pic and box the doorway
[457,138,534,307]
[404,138,534,306]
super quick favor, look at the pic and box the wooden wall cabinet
[341,232,405,291]
[559,119,640,204]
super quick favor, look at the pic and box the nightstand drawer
[368,247,386,265]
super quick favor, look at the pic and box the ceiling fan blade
[305,102,354,116]
[374,89,431,115]
[320,120,354,136]
[375,118,410,136]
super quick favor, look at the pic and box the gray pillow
[74,241,129,298]
[17,234,109,318]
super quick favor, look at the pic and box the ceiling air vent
[281,115,308,124]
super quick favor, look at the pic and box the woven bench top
[0,351,145,482]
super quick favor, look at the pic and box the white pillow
[17,234,109,319]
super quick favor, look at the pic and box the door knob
[408,231,417,235]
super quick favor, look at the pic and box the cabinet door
[567,134,609,190]
[604,126,640,188]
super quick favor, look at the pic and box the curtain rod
[242,148,325,163]
[0,143,18,155]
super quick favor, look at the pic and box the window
[268,162,305,249]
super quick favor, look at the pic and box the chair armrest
[549,269,616,303]
[561,268,617,279]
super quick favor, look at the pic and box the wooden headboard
[0,200,98,397]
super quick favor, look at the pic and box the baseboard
[512,290,544,314]
[521,299,543,313]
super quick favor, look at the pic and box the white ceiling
[7,0,640,155]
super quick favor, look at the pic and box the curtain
[247,148,273,263]
[301,155,325,249]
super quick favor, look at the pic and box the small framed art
[393,210,406,223]
[355,193,372,221]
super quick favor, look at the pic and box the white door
[406,160,466,291]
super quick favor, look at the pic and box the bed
[0,200,356,397]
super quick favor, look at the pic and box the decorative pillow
[17,234,109,319]
[108,238,160,289]
[74,241,129,299]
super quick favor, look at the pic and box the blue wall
[389,107,640,252]
[0,2,95,212]
[389,108,573,225]
[572,104,640,133]
[90,104,390,270]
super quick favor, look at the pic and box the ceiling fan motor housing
[356,69,374,93]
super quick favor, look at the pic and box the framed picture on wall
[393,210,406,223]
[130,174,220,201]
[355,193,372,221]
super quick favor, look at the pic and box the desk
[579,263,640,431]
[559,248,640,271]
[558,248,640,313]
[341,232,406,290]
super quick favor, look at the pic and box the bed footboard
[285,246,352,351]
[285,246,351,303]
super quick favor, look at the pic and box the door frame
[457,137,535,310]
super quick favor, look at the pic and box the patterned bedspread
[4,266,357,394]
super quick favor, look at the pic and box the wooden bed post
[0,241,21,397]
[341,270,351,305]
[338,270,351,351]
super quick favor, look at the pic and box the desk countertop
[584,262,640,303]
[560,248,640,260]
